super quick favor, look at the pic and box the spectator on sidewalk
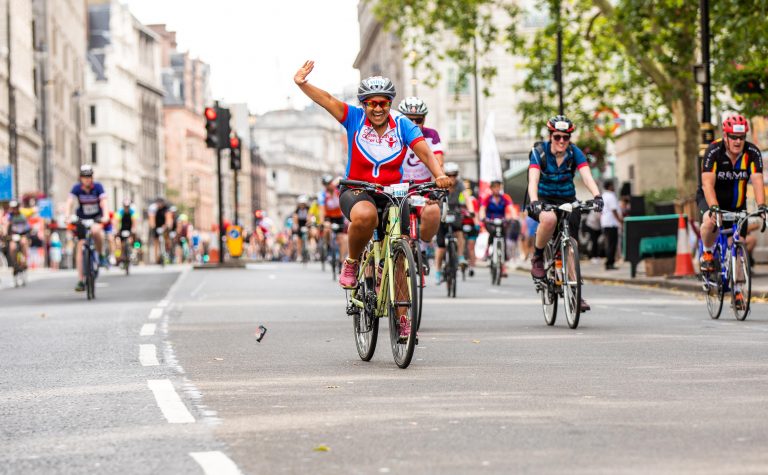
[601,180,622,270]
[585,209,602,261]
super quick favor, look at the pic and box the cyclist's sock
[534,246,544,258]
[703,246,713,253]
[735,283,742,293]
[345,257,358,264]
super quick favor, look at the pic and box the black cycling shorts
[339,187,410,238]
[436,210,463,248]
[326,216,347,234]
[697,192,748,237]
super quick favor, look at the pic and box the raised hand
[294,60,314,85]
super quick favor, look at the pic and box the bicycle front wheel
[541,243,558,325]
[562,237,581,329]
[494,240,504,285]
[389,240,418,369]
[705,247,724,319]
[411,240,424,332]
[446,240,457,298]
[731,242,751,321]
[353,248,379,361]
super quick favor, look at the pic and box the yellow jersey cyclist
[294,60,451,290]
[527,115,603,312]
[698,114,766,307]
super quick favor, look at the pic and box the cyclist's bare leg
[347,201,377,260]
[534,211,557,249]
[435,247,445,271]
[467,239,477,267]
[456,231,465,259]
[419,203,440,241]
[92,224,105,255]
[337,232,349,261]
[700,211,718,248]
[76,240,84,280]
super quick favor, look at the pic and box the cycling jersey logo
[717,170,749,180]
[354,124,403,178]
[406,152,419,167]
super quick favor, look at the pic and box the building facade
[85,0,164,217]
[0,0,42,201]
[149,24,217,233]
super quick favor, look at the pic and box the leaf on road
[255,325,267,342]
[326,385,340,389]
[39,313,47,318]
[214,357,224,361]
[313,444,330,452]
[472,340,481,344]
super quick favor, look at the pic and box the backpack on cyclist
[521,141,577,209]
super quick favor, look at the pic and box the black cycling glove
[592,195,604,212]
[527,200,542,216]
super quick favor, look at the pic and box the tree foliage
[370,0,768,196]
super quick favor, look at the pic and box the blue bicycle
[699,209,765,320]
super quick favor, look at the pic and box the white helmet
[357,76,396,101]
[444,162,460,176]
[398,97,428,116]
[297,194,309,205]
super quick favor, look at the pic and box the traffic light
[217,107,231,150]
[204,107,218,148]
[229,134,242,170]
[734,76,765,95]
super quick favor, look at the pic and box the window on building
[447,110,472,142]
[447,67,470,96]
[90,105,96,126]
[91,142,97,164]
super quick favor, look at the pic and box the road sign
[594,107,623,137]
[0,165,13,201]
[226,225,243,258]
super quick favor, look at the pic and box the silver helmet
[357,76,396,102]
[398,97,428,116]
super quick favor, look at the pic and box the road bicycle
[700,209,765,321]
[485,218,506,286]
[407,192,430,329]
[80,219,100,300]
[156,227,168,267]
[535,200,597,329]
[118,230,132,275]
[327,222,342,280]
[441,204,462,298]
[344,179,444,368]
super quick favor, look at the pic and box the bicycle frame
[699,210,755,292]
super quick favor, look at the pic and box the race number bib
[82,203,100,216]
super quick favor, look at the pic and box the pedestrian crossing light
[204,107,218,148]
[229,134,242,170]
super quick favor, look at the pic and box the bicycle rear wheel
[446,240,457,298]
[541,243,558,325]
[353,249,379,361]
[124,241,131,276]
[731,242,751,321]
[705,247,724,319]
[489,238,498,284]
[84,248,94,300]
[493,240,504,286]
[389,240,418,368]
[562,237,581,329]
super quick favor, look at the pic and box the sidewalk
[514,258,768,298]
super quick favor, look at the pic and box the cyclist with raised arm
[319,175,349,262]
[65,164,109,292]
[527,115,603,312]
[294,60,451,293]
[698,114,766,309]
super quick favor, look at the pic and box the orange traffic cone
[674,214,695,276]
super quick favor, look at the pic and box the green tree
[371,0,768,197]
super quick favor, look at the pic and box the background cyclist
[318,175,349,263]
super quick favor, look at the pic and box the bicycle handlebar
[339,179,447,196]
[710,208,767,233]
[540,200,598,213]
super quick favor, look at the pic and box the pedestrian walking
[585,209,602,261]
[601,180,622,270]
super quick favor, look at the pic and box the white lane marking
[190,451,243,475]
[148,307,163,320]
[147,379,195,423]
[157,299,169,308]
[139,344,159,366]
[140,323,156,336]
[190,279,207,298]
[641,311,665,317]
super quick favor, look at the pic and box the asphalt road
[3,262,768,474]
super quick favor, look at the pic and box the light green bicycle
[343,179,446,369]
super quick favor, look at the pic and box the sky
[125,0,361,114]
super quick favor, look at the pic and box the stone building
[85,0,164,215]
[149,24,217,233]
[0,0,43,200]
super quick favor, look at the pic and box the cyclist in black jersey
[698,114,766,283]
[293,195,310,261]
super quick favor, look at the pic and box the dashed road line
[147,379,195,423]
[190,451,243,475]
[139,344,159,366]
[148,307,163,320]
[140,323,156,336]
[157,299,170,308]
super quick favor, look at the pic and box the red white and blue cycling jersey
[70,182,106,219]
[402,127,444,184]
[339,104,425,185]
